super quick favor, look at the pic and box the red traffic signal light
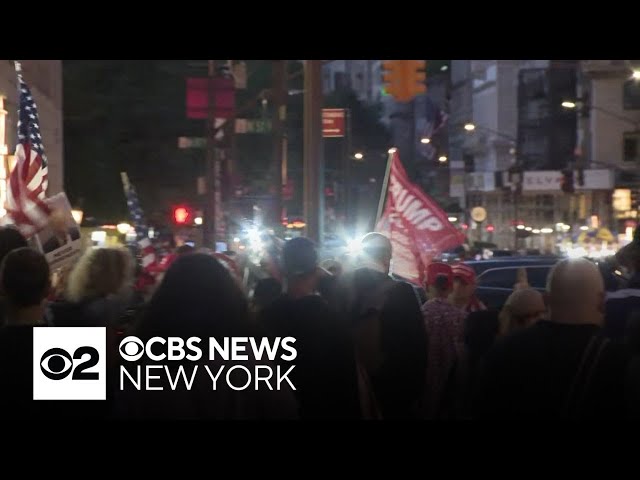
[173,206,191,224]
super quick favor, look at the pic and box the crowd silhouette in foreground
[1,224,640,420]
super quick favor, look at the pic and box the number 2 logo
[40,346,100,381]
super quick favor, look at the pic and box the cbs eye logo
[119,337,144,361]
[40,346,99,381]
[33,327,107,401]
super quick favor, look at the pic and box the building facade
[581,60,640,242]
[448,60,628,252]
[0,60,64,217]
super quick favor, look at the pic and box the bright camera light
[347,237,362,255]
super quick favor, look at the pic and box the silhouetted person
[476,259,630,419]
[0,248,51,414]
[260,237,361,419]
[336,232,427,419]
[0,226,28,325]
[114,253,298,419]
[421,262,466,419]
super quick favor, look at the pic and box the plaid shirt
[421,298,467,418]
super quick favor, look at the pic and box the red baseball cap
[426,262,453,288]
[452,263,476,284]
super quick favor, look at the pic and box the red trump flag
[375,151,465,286]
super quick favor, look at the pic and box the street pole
[272,60,287,229]
[344,109,352,227]
[303,60,324,245]
[204,60,217,248]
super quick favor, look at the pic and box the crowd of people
[1,223,640,420]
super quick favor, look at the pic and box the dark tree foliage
[64,60,191,221]
[63,60,389,224]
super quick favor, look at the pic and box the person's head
[499,288,546,336]
[359,232,392,274]
[49,208,69,236]
[282,237,319,295]
[251,277,282,313]
[425,262,453,299]
[451,263,478,303]
[138,253,249,339]
[66,246,135,303]
[0,226,28,266]
[176,244,195,256]
[616,233,640,275]
[546,258,605,326]
[0,247,50,311]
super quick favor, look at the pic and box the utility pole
[204,60,217,248]
[272,60,287,229]
[303,60,324,244]
[343,109,352,226]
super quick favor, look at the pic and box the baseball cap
[282,237,318,277]
[452,263,476,284]
[426,262,453,288]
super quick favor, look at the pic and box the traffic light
[561,169,575,194]
[173,206,191,225]
[382,60,427,102]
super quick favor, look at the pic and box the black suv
[465,256,561,311]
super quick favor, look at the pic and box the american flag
[4,62,50,236]
[120,172,157,272]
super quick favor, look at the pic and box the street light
[438,155,447,163]
[462,123,516,142]
[354,152,364,160]
[194,216,203,225]
[117,222,131,235]
[561,99,640,128]
[633,70,640,80]
[420,137,431,144]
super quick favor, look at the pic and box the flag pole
[375,151,394,226]
[120,171,130,192]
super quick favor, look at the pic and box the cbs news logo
[33,327,106,400]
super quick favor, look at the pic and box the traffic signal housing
[382,60,427,102]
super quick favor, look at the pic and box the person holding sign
[41,209,80,254]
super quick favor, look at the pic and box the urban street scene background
[1,60,640,420]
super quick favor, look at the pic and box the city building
[0,60,64,218]
[579,60,640,243]
[448,60,631,253]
